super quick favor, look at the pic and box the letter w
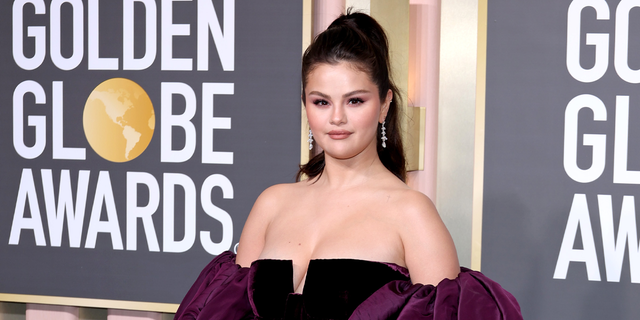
[598,194,640,283]
[42,169,90,247]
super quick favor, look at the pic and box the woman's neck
[315,144,387,189]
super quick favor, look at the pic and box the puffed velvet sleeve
[350,267,523,320]
[174,251,253,320]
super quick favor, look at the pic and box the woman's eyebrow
[308,89,371,99]
[308,91,330,99]
[343,89,370,97]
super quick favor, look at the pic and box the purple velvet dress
[175,251,523,320]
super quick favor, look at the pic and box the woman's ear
[379,89,393,123]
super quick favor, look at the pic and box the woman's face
[304,62,390,160]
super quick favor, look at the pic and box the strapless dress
[174,251,522,320]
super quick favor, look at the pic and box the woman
[175,11,522,320]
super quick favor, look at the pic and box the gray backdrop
[483,0,640,319]
[0,0,302,304]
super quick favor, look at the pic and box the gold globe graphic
[83,78,155,162]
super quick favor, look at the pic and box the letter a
[9,168,46,246]
[553,193,601,281]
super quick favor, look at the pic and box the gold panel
[471,0,488,271]
[300,0,314,165]
[405,106,426,171]
[0,293,178,313]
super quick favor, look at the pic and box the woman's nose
[330,105,346,125]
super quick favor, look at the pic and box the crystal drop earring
[308,129,314,150]
[381,121,387,148]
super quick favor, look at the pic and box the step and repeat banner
[0,0,302,306]
[483,0,640,319]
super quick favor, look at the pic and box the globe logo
[83,78,155,162]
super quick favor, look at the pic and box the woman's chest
[261,206,403,259]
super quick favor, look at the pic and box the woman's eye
[348,98,364,105]
[313,99,329,106]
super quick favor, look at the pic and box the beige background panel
[437,0,479,268]
[0,294,177,314]
[300,0,314,165]
[472,0,488,271]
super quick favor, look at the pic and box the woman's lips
[327,130,352,139]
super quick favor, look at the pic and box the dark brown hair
[296,10,406,182]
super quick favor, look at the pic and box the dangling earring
[308,129,314,150]
[381,121,387,148]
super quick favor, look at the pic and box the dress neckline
[250,257,411,280]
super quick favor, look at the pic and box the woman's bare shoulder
[235,182,303,266]
[391,188,460,285]
[254,182,297,207]
[393,188,439,219]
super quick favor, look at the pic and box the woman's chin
[322,147,372,161]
